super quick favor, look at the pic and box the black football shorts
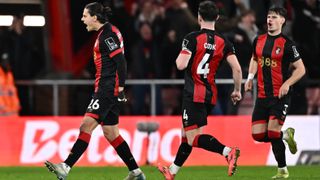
[85,94,119,126]
[181,100,213,131]
[252,95,291,124]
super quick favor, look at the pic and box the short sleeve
[180,33,196,55]
[285,41,301,63]
[104,31,124,58]
[224,38,236,57]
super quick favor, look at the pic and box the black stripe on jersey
[262,36,274,97]
[282,41,291,82]
[203,33,215,104]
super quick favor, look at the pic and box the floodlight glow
[0,15,13,26]
[23,15,45,27]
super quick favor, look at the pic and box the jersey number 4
[183,109,188,120]
[197,53,210,78]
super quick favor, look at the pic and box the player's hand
[245,79,253,92]
[231,90,242,105]
[118,91,127,102]
[278,82,290,98]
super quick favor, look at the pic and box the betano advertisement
[0,116,319,166]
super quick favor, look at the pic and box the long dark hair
[85,2,112,24]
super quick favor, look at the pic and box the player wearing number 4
[158,1,242,179]
[245,6,305,179]
[44,2,145,180]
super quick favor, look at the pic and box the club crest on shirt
[275,47,281,55]
[105,37,118,51]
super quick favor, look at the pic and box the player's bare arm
[176,52,192,70]
[226,54,242,104]
[278,59,305,98]
[245,56,258,92]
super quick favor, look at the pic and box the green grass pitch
[0,165,319,179]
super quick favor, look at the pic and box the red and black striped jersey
[253,33,300,98]
[93,23,124,97]
[180,28,235,105]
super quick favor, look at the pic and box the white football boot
[45,160,70,180]
[124,171,146,180]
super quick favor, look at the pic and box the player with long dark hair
[44,2,146,180]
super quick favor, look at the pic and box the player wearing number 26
[44,2,145,180]
[157,1,242,179]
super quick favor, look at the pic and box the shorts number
[88,99,100,110]
[282,104,288,115]
[197,53,210,78]
[183,109,188,120]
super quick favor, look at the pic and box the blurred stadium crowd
[0,0,319,116]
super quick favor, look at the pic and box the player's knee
[187,138,194,146]
[79,120,96,133]
[185,135,197,146]
[268,130,281,139]
[252,133,266,142]
[79,123,93,136]
[79,124,88,132]
[104,131,119,142]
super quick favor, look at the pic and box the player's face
[81,8,97,32]
[267,12,285,34]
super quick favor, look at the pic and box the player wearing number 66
[157,1,242,179]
